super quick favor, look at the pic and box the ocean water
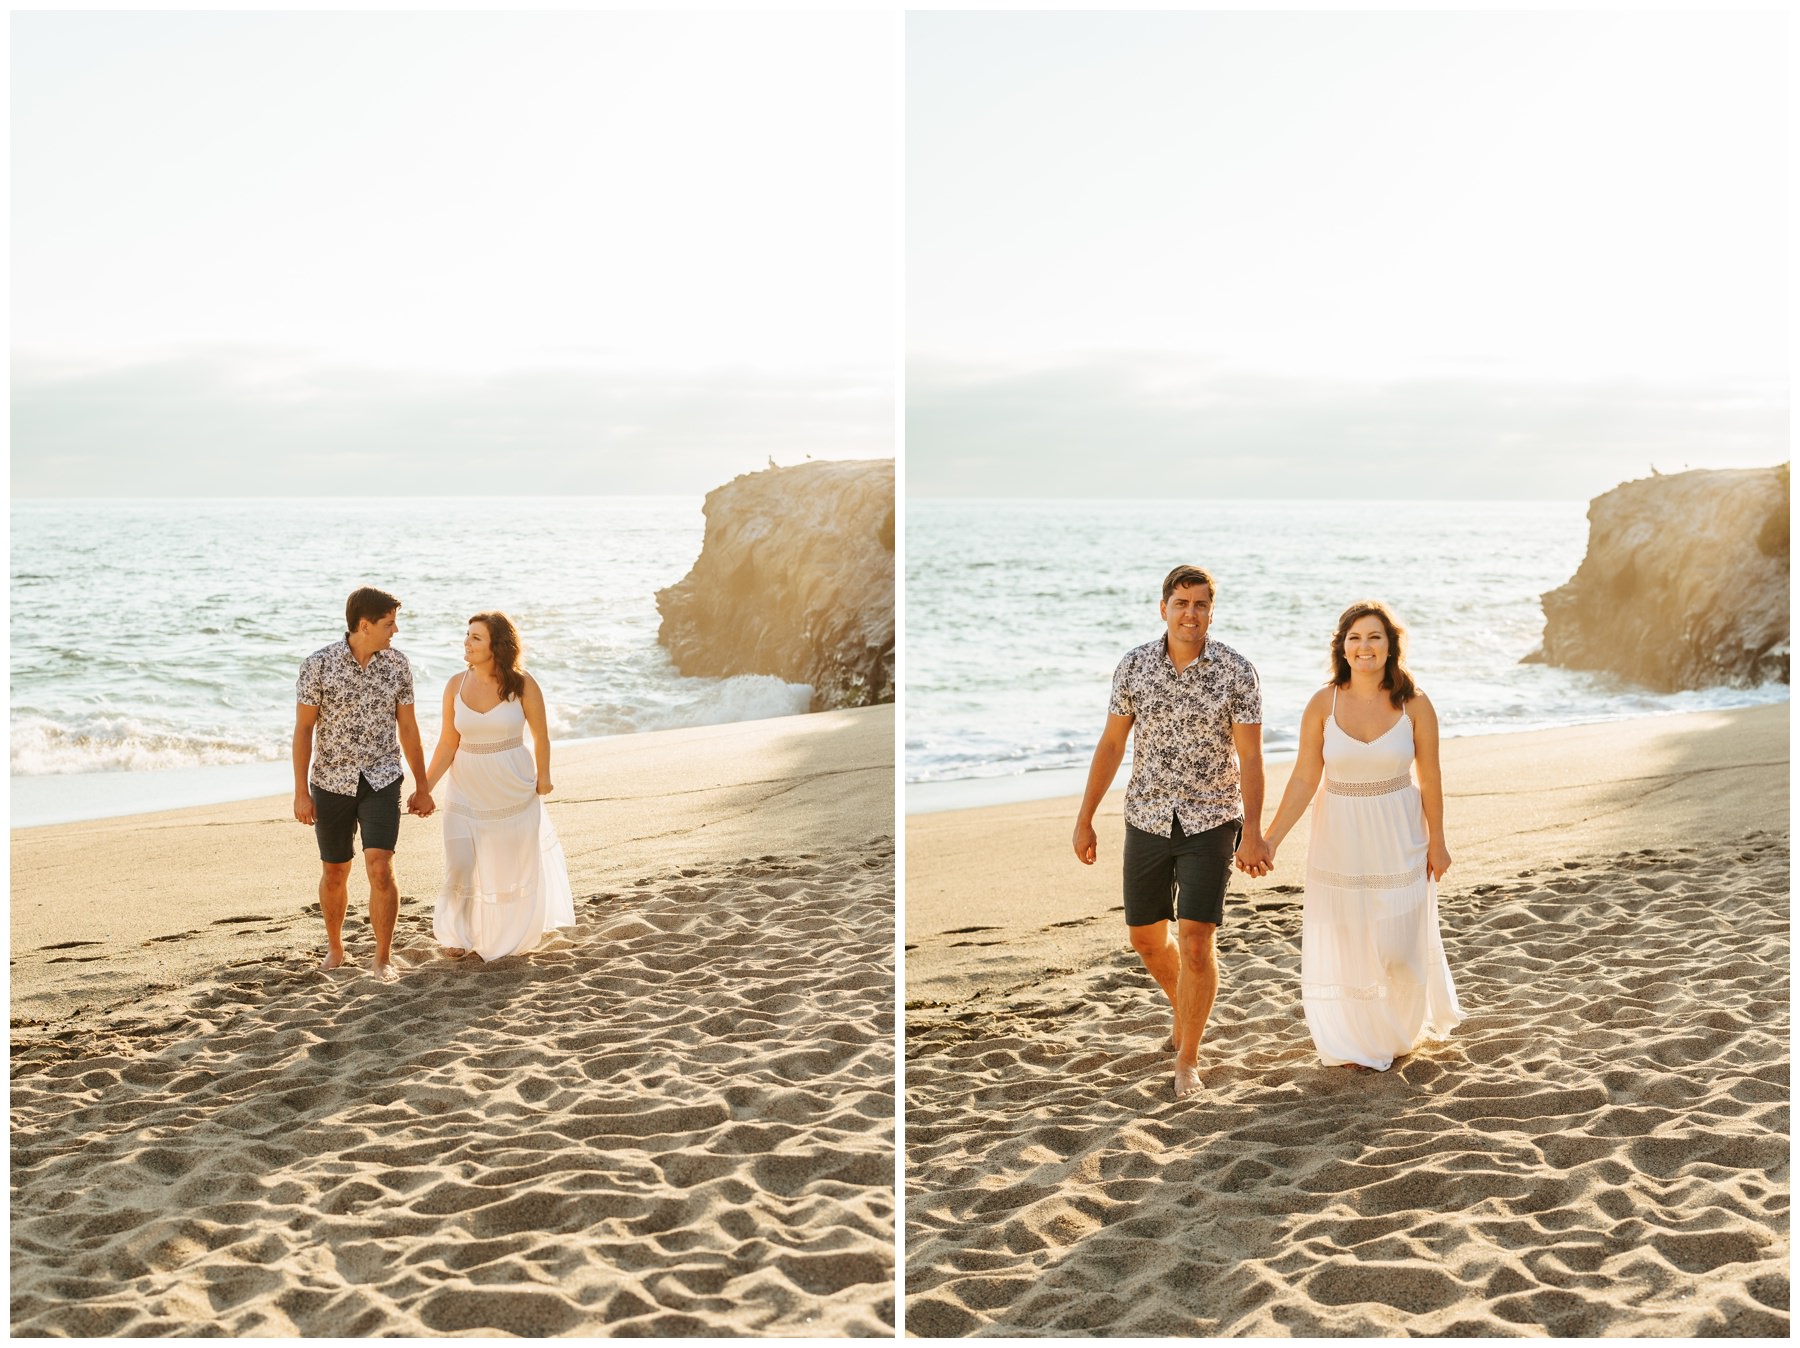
[11,497,815,824]
[905,499,1787,805]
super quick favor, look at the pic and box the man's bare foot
[1162,1032,1177,1052]
[321,949,348,971]
[373,961,400,984]
[1174,1061,1202,1099]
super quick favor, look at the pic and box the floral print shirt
[296,640,415,795]
[1108,635,1262,836]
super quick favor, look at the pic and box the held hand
[1073,821,1098,865]
[294,791,317,826]
[408,789,436,818]
[1235,833,1274,878]
[1244,840,1279,876]
[1427,840,1452,881]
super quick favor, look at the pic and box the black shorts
[1122,816,1241,928]
[312,775,402,864]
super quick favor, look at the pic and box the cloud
[906,354,1787,500]
[11,348,892,497]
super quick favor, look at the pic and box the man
[1073,565,1271,1099]
[293,586,434,983]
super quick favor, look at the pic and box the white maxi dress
[433,686,576,959]
[1301,692,1465,1069]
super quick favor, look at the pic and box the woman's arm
[1263,687,1330,855]
[522,673,553,794]
[1410,691,1452,880]
[422,677,461,794]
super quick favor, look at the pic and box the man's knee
[321,860,353,886]
[364,849,395,883]
[1178,923,1217,970]
[1128,922,1171,959]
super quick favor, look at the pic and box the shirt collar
[337,638,393,668]
[1160,634,1212,667]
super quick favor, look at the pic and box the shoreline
[11,705,894,1031]
[17,685,1784,832]
[904,690,1789,815]
[8,714,824,832]
[904,701,1788,1007]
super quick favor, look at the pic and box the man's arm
[1232,721,1272,875]
[293,703,319,824]
[398,703,433,816]
[1073,713,1133,864]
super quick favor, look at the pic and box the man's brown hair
[1161,565,1217,603]
[345,587,401,637]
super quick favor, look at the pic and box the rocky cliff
[1532,465,1788,691]
[656,459,895,710]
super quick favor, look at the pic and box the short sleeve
[296,653,323,707]
[1231,659,1263,725]
[1107,653,1135,718]
[393,652,416,706]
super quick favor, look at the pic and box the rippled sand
[905,834,1787,1336]
[13,843,895,1337]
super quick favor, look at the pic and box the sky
[12,11,897,497]
[908,10,1789,500]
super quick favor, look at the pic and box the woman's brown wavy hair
[470,612,527,702]
[1328,600,1416,709]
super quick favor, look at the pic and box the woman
[423,612,576,960]
[1263,601,1464,1070]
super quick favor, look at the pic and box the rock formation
[1531,465,1788,691]
[656,458,895,711]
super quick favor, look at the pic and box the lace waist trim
[1308,861,1428,890]
[1324,774,1413,797]
[1301,981,1389,1002]
[459,736,524,755]
[1302,973,1426,1001]
[445,798,535,822]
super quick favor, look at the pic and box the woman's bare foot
[441,947,468,958]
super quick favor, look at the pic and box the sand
[904,703,1789,1336]
[11,705,896,1337]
